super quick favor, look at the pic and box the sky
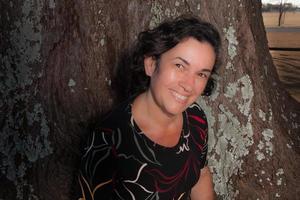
[262,0,300,6]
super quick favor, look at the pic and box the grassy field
[266,31,300,48]
[262,12,300,102]
[262,12,300,27]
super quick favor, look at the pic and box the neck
[132,91,183,146]
[135,91,181,129]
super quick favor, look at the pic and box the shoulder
[186,102,207,126]
[95,98,132,131]
[186,102,209,154]
[87,99,132,146]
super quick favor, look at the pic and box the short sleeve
[187,103,208,169]
[78,128,117,200]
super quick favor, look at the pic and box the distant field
[262,12,300,102]
[266,31,300,48]
[263,12,300,27]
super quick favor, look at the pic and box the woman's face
[144,37,216,117]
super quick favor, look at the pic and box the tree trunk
[1,0,299,200]
[278,1,284,26]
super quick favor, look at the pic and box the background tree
[276,0,296,26]
[1,0,299,199]
[278,0,286,26]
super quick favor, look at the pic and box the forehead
[170,37,214,52]
[160,37,216,68]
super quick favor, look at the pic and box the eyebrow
[175,56,212,73]
[175,56,190,66]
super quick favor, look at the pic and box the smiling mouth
[171,91,188,102]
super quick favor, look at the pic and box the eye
[197,72,209,78]
[175,63,184,69]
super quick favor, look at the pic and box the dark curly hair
[114,15,221,101]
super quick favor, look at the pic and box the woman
[78,15,221,200]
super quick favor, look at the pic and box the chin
[165,105,188,116]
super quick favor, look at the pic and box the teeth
[172,91,187,101]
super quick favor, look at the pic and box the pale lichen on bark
[1,0,53,198]
[68,78,76,93]
[149,1,182,29]
[225,75,254,116]
[223,26,238,71]
[149,1,164,28]
[210,74,221,101]
[255,129,274,161]
[198,103,253,198]
[202,74,254,198]
[199,20,255,197]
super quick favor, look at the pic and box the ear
[144,56,156,77]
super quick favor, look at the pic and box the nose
[179,74,194,93]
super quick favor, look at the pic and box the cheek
[167,71,179,83]
[194,80,208,94]
[155,68,177,85]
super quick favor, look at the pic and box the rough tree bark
[1,0,299,200]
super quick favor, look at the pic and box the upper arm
[190,166,215,200]
[188,104,214,199]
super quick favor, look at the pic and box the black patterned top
[78,99,208,200]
